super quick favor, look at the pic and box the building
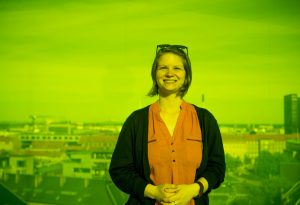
[298,96,300,133]
[0,132,21,152]
[222,134,288,161]
[281,140,300,205]
[0,173,127,205]
[63,151,110,179]
[284,94,299,134]
[8,155,34,175]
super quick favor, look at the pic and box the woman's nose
[165,68,174,76]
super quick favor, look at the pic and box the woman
[109,44,225,205]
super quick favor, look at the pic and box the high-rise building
[298,97,300,133]
[284,94,299,134]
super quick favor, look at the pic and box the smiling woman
[109,44,226,205]
[148,45,192,98]
[155,53,186,97]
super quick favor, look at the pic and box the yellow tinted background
[1,0,299,124]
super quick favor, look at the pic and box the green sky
[0,0,299,124]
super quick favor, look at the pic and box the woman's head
[148,44,192,97]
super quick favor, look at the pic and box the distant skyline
[0,0,300,124]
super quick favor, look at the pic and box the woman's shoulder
[125,105,150,123]
[191,104,221,137]
[131,105,150,116]
[191,104,218,122]
[191,104,211,115]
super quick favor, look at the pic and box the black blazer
[109,105,225,205]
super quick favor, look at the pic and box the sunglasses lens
[156,44,188,56]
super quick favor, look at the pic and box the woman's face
[156,52,186,96]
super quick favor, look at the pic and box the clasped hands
[153,183,199,205]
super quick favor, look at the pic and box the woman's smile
[156,53,186,95]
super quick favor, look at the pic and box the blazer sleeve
[109,112,148,202]
[201,109,226,191]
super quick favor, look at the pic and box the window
[17,160,26,168]
[81,168,90,173]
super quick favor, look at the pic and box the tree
[225,153,243,172]
[254,151,279,177]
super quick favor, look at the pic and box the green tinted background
[1,0,300,124]
[1,1,300,205]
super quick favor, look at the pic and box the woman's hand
[157,184,178,202]
[144,184,178,203]
[161,183,199,205]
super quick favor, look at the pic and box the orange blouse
[148,101,203,205]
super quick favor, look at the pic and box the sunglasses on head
[156,44,188,56]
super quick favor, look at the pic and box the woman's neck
[158,95,183,113]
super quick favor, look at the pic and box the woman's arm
[201,110,226,191]
[109,113,148,202]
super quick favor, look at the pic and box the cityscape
[0,94,299,205]
[1,0,299,204]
